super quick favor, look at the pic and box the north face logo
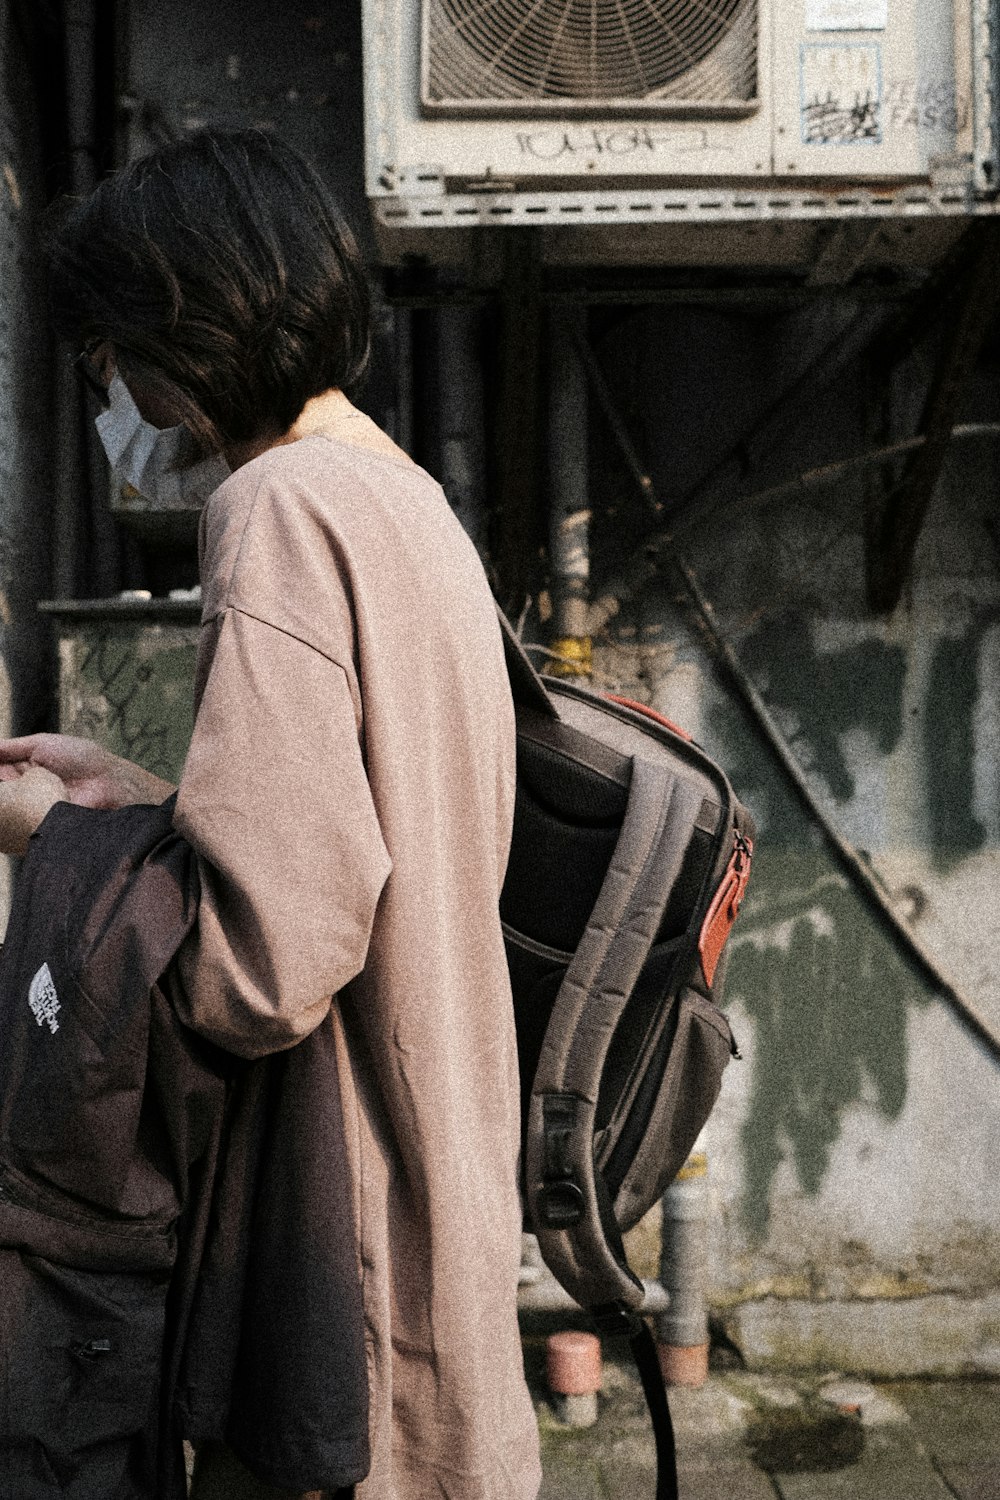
[28,963,60,1035]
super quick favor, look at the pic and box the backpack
[497,610,755,1500]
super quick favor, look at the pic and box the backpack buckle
[537,1180,586,1227]
[538,1094,585,1228]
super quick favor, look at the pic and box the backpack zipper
[698,826,753,989]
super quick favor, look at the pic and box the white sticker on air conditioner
[805,0,887,30]
[800,43,882,146]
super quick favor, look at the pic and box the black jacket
[0,799,368,1500]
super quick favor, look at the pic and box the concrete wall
[586,302,1000,1374]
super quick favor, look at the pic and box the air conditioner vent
[421,0,758,115]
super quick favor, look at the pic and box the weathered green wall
[55,619,200,784]
[586,306,1000,1374]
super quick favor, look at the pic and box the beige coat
[172,436,541,1499]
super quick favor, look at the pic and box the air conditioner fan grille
[425,0,756,107]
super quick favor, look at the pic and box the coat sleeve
[171,607,392,1058]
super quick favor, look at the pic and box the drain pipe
[546,307,591,677]
[52,0,98,599]
[657,1151,711,1387]
[437,306,489,558]
[391,304,414,457]
[55,0,122,598]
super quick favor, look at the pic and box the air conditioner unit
[362,0,999,255]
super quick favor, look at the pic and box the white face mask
[94,373,231,508]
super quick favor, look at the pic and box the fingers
[0,761,29,781]
[0,734,94,781]
[20,765,68,794]
[0,736,39,764]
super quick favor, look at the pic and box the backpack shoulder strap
[495,605,560,718]
[525,755,703,1309]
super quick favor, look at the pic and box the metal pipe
[383,285,906,311]
[546,306,591,675]
[64,0,98,194]
[437,306,489,558]
[494,231,543,616]
[55,0,121,598]
[657,1154,710,1387]
[572,327,658,519]
[392,305,414,457]
[52,357,85,599]
[677,421,1000,532]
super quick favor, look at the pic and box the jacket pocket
[0,1248,167,1499]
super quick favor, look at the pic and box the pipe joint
[545,635,592,678]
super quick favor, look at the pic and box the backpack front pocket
[596,985,736,1233]
[0,1247,167,1499]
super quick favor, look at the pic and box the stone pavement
[522,1329,1000,1500]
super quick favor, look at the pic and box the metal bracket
[973,0,1000,196]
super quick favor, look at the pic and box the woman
[0,130,541,1500]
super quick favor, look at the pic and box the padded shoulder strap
[525,756,703,1309]
[495,605,559,718]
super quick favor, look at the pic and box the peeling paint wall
[585,302,1000,1373]
[0,1,54,923]
[53,614,200,783]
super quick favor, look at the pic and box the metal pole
[57,0,122,597]
[546,306,591,676]
[392,305,414,457]
[657,1154,710,1387]
[437,306,489,559]
[493,231,543,616]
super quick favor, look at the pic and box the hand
[0,766,68,855]
[0,734,176,811]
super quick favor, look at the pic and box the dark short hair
[44,129,370,451]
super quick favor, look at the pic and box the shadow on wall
[735,611,906,805]
[725,850,922,1243]
[708,610,937,1243]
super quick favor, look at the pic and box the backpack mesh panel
[501,795,616,950]
[518,739,627,822]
